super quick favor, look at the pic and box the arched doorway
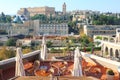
[110,48,113,57]
[105,47,108,55]
[115,49,119,58]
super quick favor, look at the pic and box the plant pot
[106,74,114,80]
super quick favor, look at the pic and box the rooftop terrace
[0,51,120,80]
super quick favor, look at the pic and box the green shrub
[94,47,101,51]
[46,41,53,48]
[50,48,63,53]
[85,47,91,51]
[107,69,114,75]
[6,38,17,46]
[0,47,15,61]
[95,36,102,40]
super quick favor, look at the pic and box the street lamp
[118,66,120,79]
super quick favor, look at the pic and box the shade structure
[41,36,47,60]
[15,48,25,76]
[72,47,83,76]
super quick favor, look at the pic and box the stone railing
[0,50,40,68]
[81,52,120,71]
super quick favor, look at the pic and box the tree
[92,14,120,25]
[6,15,12,22]
[79,35,93,47]
[6,38,17,46]
[68,36,76,43]
[7,49,15,58]
[22,48,32,54]
[0,47,15,61]
[0,47,7,60]
[80,27,85,37]
[65,38,71,53]
[46,41,53,48]
[31,14,47,22]
[0,12,6,23]
[69,15,73,21]
[0,12,12,23]
[68,21,79,34]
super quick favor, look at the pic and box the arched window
[105,47,108,55]
[110,48,113,57]
[115,49,119,58]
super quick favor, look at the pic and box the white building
[34,20,68,35]
[0,20,68,36]
[71,10,100,24]
[84,25,120,37]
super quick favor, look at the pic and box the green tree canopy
[79,35,93,47]
[68,21,79,34]
[0,12,12,23]
[0,47,15,61]
[31,14,72,23]
[46,41,53,48]
[92,14,120,25]
[31,14,47,21]
[6,38,17,46]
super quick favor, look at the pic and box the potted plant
[106,69,114,80]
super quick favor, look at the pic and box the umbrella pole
[80,50,85,76]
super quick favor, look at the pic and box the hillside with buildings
[0,1,120,80]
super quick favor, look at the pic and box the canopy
[40,36,47,60]
[15,48,25,76]
[72,47,83,76]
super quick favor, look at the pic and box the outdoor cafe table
[35,69,51,77]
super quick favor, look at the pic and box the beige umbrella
[72,47,83,76]
[41,36,47,60]
[15,48,25,76]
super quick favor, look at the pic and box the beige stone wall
[84,25,120,37]
[17,8,25,15]
[17,6,55,17]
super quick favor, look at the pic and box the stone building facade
[0,20,68,36]
[34,20,68,35]
[84,25,120,37]
[17,6,55,17]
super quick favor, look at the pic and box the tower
[62,2,66,15]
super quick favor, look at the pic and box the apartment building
[34,20,68,35]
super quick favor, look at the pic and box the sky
[0,0,120,15]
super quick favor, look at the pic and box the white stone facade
[84,25,120,37]
[0,20,68,36]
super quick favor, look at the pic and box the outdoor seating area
[0,36,120,80]
[24,61,73,77]
[1,53,120,80]
[22,58,119,80]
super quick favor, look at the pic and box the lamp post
[118,66,120,80]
